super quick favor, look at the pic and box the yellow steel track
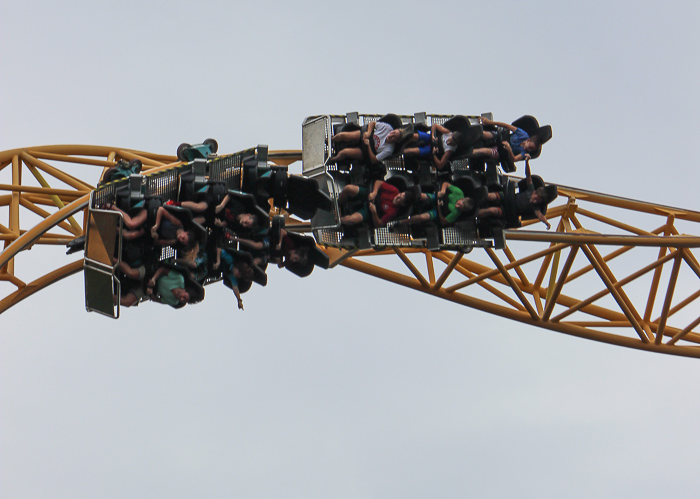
[2,146,700,358]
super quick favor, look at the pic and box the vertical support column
[2,155,21,276]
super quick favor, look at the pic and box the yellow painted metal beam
[0,194,89,270]
[25,162,82,232]
[0,260,84,315]
[506,231,700,248]
[27,150,117,168]
[20,151,94,191]
[0,183,88,198]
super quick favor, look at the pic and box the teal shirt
[157,270,185,307]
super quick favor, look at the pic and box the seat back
[511,115,551,159]
[378,113,403,130]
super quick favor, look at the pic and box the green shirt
[157,270,185,307]
[444,185,465,224]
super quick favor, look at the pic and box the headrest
[283,232,329,277]
[378,113,403,130]
[511,115,552,159]
[221,190,271,228]
[163,204,207,246]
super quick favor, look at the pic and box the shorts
[417,131,431,143]
[418,145,432,158]
[132,286,146,301]
[344,186,370,222]
[421,193,438,221]
[135,265,146,280]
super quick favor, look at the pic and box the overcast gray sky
[2,1,700,498]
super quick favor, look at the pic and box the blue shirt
[509,128,530,158]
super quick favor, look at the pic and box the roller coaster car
[177,138,219,162]
[305,113,527,251]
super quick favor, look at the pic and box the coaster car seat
[516,175,557,220]
[163,204,208,247]
[219,190,271,229]
[442,115,484,158]
[511,116,552,160]
[451,175,488,219]
[220,247,268,288]
[283,232,330,278]
[286,175,334,220]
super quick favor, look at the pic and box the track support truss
[324,186,700,358]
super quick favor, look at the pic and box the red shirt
[376,183,400,224]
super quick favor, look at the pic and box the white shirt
[372,122,395,161]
